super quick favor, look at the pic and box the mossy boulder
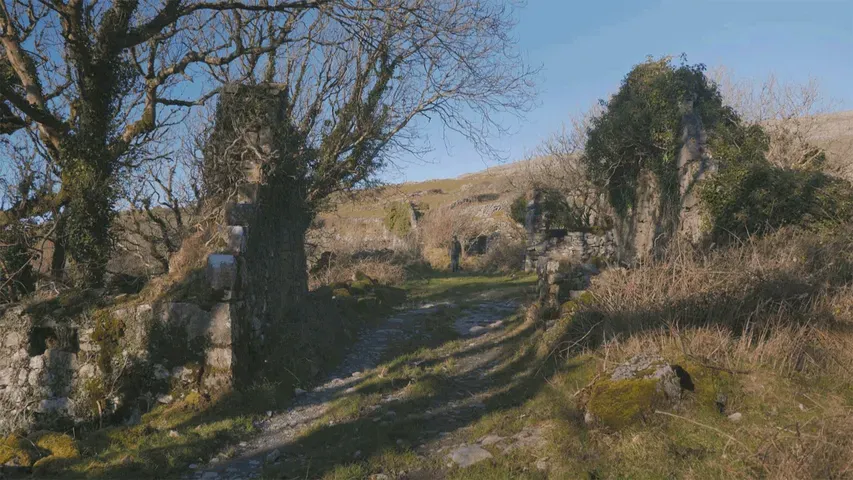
[586,377,663,428]
[348,280,373,295]
[585,354,687,429]
[0,431,79,472]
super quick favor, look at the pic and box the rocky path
[187,297,523,480]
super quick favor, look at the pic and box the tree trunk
[50,214,67,280]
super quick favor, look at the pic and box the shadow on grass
[55,275,548,479]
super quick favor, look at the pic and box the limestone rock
[448,444,493,468]
[4,331,22,348]
[153,364,170,380]
[209,304,234,346]
[37,397,69,413]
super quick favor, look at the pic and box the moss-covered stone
[349,280,373,295]
[90,309,125,377]
[586,378,664,428]
[332,288,352,298]
[0,433,38,467]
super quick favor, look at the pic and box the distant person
[449,235,462,272]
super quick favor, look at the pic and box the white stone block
[206,254,237,292]
[224,226,247,255]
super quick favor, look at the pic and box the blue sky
[383,0,853,183]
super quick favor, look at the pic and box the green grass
[403,272,536,304]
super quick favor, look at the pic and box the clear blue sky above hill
[383,0,853,183]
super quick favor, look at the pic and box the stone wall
[525,231,615,306]
[613,102,715,265]
[0,306,83,434]
[0,296,235,435]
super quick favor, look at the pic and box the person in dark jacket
[449,235,462,272]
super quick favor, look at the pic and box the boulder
[585,354,688,428]
[447,444,493,468]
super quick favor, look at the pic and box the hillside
[312,109,853,258]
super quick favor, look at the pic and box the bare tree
[196,0,535,316]
[0,0,338,287]
[1,0,534,288]
[514,104,609,228]
[709,66,847,172]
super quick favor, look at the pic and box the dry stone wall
[0,296,237,435]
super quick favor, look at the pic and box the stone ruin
[0,85,290,435]
[524,99,716,301]
[523,194,616,307]
[612,99,716,264]
[0,297,234,434]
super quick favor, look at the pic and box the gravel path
[186,300,519,480]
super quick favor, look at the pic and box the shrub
[509,194,527,225]
[583,57,733,218]
[510,189,587,231]
[476,237,526,273]
[0,227,35,302]
[383,201,416,237]
[700,160,853,238]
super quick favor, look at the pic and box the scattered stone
[157,394,174,404]
[266,449,281,463]
[266,410,273,418]
[239,442,248,447]
[248,460,260,468]
[479,435,504,446]
[169,430,180,438]
[448,445,493,468]
[189,464,199,469]
[294,388,307,396]
[715,393,728,414]
[153,364,171,380]
[353,450,362,458]
[535,457,550,471]
[728,412,743,422]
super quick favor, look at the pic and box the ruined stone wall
[613,103,716,265]
[526,231,615,306]
[0,297,235,435]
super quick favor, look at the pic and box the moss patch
[0,433,38,467]
[586,378,663,428]
[31,431,81,475]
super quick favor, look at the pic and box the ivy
[583,56,735,218]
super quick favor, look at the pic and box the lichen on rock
[585,354,687,428]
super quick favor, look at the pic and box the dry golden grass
[535,225,853,478]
